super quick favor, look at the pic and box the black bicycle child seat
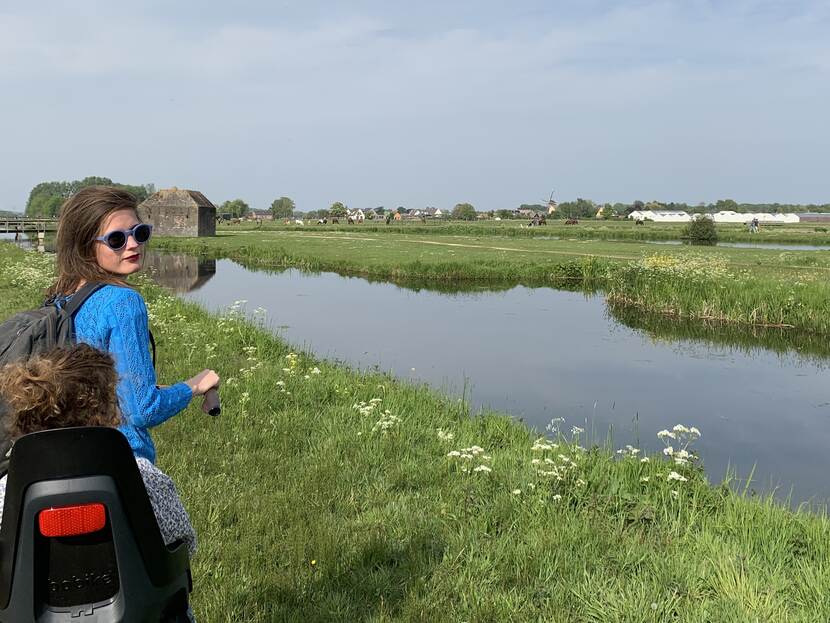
[0,427,192,622]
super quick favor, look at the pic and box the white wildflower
[437,428,455,442]
[371,411,401,434]
[473,465,492,473]
[667,471,688,482]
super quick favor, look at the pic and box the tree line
[20,178,830,222]
[25,177,156,217]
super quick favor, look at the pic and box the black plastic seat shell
[0,427,191,622]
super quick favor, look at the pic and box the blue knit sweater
[71,285,192,463]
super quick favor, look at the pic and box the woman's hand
[185,369,220,396]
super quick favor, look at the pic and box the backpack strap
[149,329,157,370]
[63,282,106,317]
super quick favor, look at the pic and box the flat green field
[3,242,830,622]
[230,218,830,245]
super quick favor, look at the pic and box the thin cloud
[0,1,827,211]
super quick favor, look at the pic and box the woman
[45,186,219,464]
[0,344,196,555]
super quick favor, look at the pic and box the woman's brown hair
[0,344,121,439]
[46,186,140,298]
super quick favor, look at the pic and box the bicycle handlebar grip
[203,388,221,417]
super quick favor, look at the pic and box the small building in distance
[798,213,830,223]
[248,209,273,221]
[137,187,217,237]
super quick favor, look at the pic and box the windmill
[543,191,557,215]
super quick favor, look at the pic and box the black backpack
[0,282,104,368]
[0,282,104,473]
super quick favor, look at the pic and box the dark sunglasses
[94,223,153,251]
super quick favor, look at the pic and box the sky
[1,1,828,213]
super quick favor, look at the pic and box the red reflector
[38,504,106,537]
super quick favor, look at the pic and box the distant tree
[557,198,596,219]
[397,206,406,215]
[375,206,386,216]
[497,209,513,219]
[25,177,155,217]
[684,216,718,244]
[270,196,295,219]
[714,198,739,213]
[219,199,250,218]
[452,203,477,221]
[329,202,347,217]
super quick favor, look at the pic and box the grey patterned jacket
[0,457,197,556]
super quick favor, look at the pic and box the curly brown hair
[0,344,121,439]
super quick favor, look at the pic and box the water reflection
[147,254,830,506]
[0,232,52,253]
[236,260,589,296]
[144,252,215,293]
[609,304,830,367]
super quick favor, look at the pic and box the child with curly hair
[0,343,196,556]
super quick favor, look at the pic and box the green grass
[233,218,830,245]
[3,242,830,621]
[152,230,830,334]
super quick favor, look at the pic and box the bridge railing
[0,218,59,234]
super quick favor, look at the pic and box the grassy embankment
[3,242,830,621]
[234,218,830,245]
[153,230,830,335]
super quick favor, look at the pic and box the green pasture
[3,242,830,621]
[229,217,830,245]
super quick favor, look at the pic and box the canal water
[146,252,830,506]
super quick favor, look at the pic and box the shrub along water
[2,242,830,621]
[683,216,719,244]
